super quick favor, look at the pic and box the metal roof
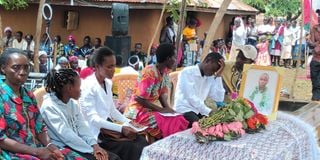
[31,0,258,15]
[88,0,258,13]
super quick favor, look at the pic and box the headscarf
[58,56,68,64]
[4,27,12,33]
[68,35,76,43]
[68,55,78,62]
[128,55,139,68]
[232,17,246,45]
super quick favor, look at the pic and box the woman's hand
[93,144,108,160]
[134,96,144,104]
[36,147,62,160]
[122,126,137,139]
[46,144,64,160]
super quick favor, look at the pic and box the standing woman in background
[228,17,246,62]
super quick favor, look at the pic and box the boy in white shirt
[174,52,225,127]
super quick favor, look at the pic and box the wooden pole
[53,43,57,67]
[175,0,187,53]
[201,0,232,62]
[297,0,304,67]
[290,0,305,99]
[33,0,46,72]
[146,0,167,67]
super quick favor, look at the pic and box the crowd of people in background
[0,27,159,79]
[179,16,310,69]
[1,9,320,160]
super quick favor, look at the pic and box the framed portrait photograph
[239,65,282,120]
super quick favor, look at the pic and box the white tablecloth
[140,112,320,160]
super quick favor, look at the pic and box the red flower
[256,114,268,125]
[246,117,257,129]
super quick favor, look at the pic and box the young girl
[40,69,117,160]
[255,35,271,66]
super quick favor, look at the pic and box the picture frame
[239,65,282,120]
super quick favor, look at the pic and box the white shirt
[290,26,301,45]
[233,27,246,45]
[12,39,28,50]
[120,66,139,75]
[258,24,274,34]
[40,93,97,153]
[173,65,225,116]
[79,74,131,139]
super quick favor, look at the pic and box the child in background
[255,35,271,66]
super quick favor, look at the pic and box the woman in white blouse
[79,47,148,160]
[40,68,120,160]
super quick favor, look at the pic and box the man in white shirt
[12,31,27,50]
[174,52,225,127]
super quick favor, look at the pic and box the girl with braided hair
[40,68,119,160]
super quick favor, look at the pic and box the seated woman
[79,47,148,160]
[0,48,81,159]
[40,68,118,160]
[124,43,189,139]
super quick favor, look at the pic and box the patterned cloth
[255,42,271,66]
[141,111,320,160]
[0,82,86,160]
[124,65,188,138]
[64,44,79,57]
[54,42,65,57]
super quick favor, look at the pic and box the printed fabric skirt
[255,51,271,66]
[270,41,282,56]
[281,45,292,59]
[125,105,188,139]
[292,44,306,60]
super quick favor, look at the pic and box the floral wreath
[192,97,268,143]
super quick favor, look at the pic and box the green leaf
[223,134,232,141]
[242,121,248,129]
[235,110,244,121]
[228,109,236,116]
[244,110,254,119]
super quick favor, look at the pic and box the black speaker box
[111,3,129,36]
[105,36,131,66]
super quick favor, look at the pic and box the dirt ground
[277,67,312,101]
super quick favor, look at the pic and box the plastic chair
[33,87,47,108]
[168,71,180,106]
[112,73,138,104]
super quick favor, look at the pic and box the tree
[0,0,28,39]
[0,0,28,10]
[241,0,301,20]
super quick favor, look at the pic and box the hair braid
[45,69,78,99]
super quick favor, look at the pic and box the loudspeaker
[111,3,129,36]
[105,36,131,66]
